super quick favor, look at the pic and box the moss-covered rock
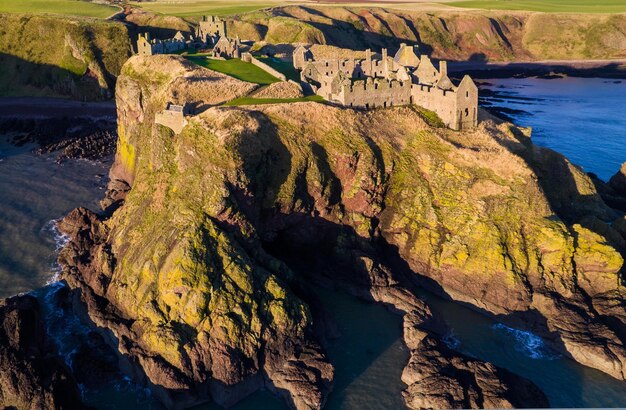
[61,55,626,408]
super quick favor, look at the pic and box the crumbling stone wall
[155,104,187,134]
[337,78,412,108]
[197,15,227,43]
[296,44,479,130]
[242,53,287,81]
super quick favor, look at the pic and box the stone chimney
[439,61,448,78]
[382,48,388,60]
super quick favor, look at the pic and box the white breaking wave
[42,218,70,284]
[442,330,461,350]
[492,323,559,360]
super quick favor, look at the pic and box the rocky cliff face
[58,55,626,408]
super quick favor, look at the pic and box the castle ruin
[294,43,478,130]
[155,103,187,134]
[196,15,227,45]
[136,15,479,132]
[213,36,241,59]
[136,32,186,56]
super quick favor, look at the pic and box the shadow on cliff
[0,53,112,101]
[485,121,626,348]
[225,108,626,406]
[218,111,407,402]
[274,6,422,52]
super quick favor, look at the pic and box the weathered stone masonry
[295,43,478,130]
[137,15,478,131]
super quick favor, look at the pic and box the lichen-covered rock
[60,55,626,408]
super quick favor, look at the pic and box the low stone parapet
[241,52,287,81]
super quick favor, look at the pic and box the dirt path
[0,97,116,119]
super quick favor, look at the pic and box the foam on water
[491,323,559,360]
[41,218,70,284]
[442,330,461,350]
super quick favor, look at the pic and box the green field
[0,0,119,17]
[187,56,280,84]
[225,95,324,106]
[448,0,626,13]
[256,56,300,82]
[129,0,283,17]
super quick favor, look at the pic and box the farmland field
[447,0,626,13]
[0,0,120,17]
[129,0,286,17]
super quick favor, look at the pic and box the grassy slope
[186,56,280,84]
[0,0,119,18]
[448,0,626,13]
[225,95,324,105]
[256,56,300,81]
[0,13,132,99]
[248,6,626,61]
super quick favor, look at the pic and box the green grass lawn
[129,0,281,17]
[256,56,301,82]
[448,0,626,13]
[0,0,119,17]
[187,56,280,84]
[225,95,325,106]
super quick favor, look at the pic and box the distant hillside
[0,13,132,100]
[2,6,624,101]
[229,6,626,62]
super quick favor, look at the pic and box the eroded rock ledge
[56,55,626,408]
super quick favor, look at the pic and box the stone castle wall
[337,79,412,108]
[155,107,187,134]
[242,53,287,81]
[296,44,479,130]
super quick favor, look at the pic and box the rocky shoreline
[449,59,626,80]
[0,97,117,163]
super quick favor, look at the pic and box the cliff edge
[58,55,626,408]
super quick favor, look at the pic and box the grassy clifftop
[227,6,626,61]
[0,13,132,100]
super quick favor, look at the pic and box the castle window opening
[465,108,469,117]
[466,91,469,98]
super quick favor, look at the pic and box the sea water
[478,76,626,181]
[0,136,109,297]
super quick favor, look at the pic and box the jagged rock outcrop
[610,162,626,197]
[0,294,86,409]
[59,55,626,408]
[402,311,548,409]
